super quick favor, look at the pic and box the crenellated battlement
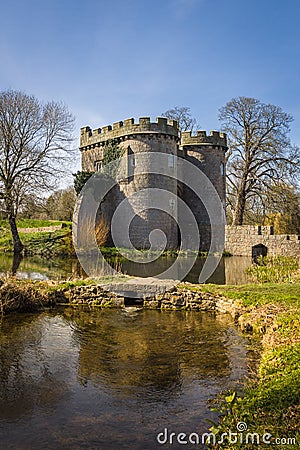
[80,116,180,149]
[180,130,227,147]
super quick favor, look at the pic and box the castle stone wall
[81,146,104,172]
[117,134,179,249]
[81,117,180,173]
[225,225,300,257]
[80,116,179,148]
[180,134,227,251]
[181,130,227,147]
[79,116,228,251]
[80,118,179,250]
[79,116,299,257]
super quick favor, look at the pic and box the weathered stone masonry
[79,116,299,257]
[64,282,239,315]
[225,225,300,257]
[80,116,227,251]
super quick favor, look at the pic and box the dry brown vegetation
[95,216,110,247]
[74,215,109,249]
[0,279,54,315]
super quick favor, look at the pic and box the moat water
[0,253,253,284]
[0,309,254,449]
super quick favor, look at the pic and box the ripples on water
[0,309,250,449]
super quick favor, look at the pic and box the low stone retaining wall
[225,225,300,257]
[61,283,239,316]
[18,225,63,233]
[0,277,241,317]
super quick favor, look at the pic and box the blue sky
[1,0,300,176]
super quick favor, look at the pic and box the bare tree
[0,90,75,253]
[219,96,299,225]
[161,106,199,132]
[46,186,76,221]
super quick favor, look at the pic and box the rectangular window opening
[168,153,174,168]
[94,160,102,172]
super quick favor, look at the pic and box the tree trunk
[233,199,245,224]
[233,183,247,225]
[9,216,24,254]
[4,189,24,254]
[11,252,22,274]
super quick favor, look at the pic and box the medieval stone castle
[80,116,227,251]
[80,116,300,257]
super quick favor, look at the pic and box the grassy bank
[0,278,56,314]
[180,282,300,308]
[188,256,300,446]
[0,219,65,229]
[0,219,74,256]
[181,282,300,448]
[0,276,129,315]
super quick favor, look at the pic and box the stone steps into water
[99,276,179,299]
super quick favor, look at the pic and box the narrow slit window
[221,162,225,176]
[168,153,174,168]
[127,146,135,167]
[94,160,102,172]
[169,198,176,209]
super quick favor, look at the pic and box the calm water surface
[0,309,251,449]
[0,253,253,285]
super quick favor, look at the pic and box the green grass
[99,246,231,259]
[213,344,300,448]
[179,282,300,307]
[54,274,130,290]
[0,229,13,252]
[0,219,73,255]
[0,219,69,229]
[23,229,75,256]
[0,228,75,256]
[246,255,299,283]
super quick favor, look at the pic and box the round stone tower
[80,117,180,249]
[179,130,227,251]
